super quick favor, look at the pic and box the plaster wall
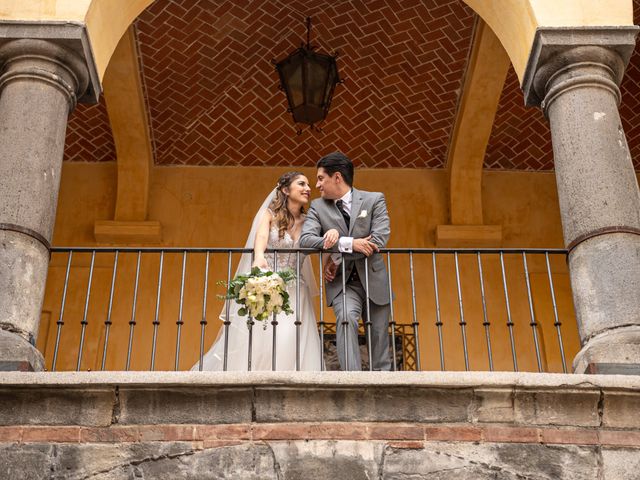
[39,164,579,373]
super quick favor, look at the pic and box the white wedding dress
[193,199,322,371]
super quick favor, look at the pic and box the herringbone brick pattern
[63,0,640,170]
[483,68,553,171]
[134,0,475,167]
[63,96,116,162]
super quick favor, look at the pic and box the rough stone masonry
[1,371,640,478]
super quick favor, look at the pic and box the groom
[300,152,391,371]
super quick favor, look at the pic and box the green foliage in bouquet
[219,267,296,328]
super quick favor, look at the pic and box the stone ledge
[0,372,638,429]
[1,371,639,390]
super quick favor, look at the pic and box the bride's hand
[252,256,268,270]
[323,229,339,249]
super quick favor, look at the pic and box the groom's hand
[353,235,379,257]
[323,258,338,282]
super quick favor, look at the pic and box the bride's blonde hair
[270,171,305,239]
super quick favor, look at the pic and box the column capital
[0,21,101,104]
[522,27,639,108]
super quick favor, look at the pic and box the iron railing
[41,247,575,373]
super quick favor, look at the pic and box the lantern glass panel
[323,62,337,107]
[280,53,304,108]
[305,54,331,107]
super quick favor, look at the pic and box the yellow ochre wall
[38,163,580,373]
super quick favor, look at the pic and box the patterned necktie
[336,199,350,229]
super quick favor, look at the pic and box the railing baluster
[125,250,142,371]
[126,251,142,371]
[223,251,232,371]
[174,250,187,371]
[363,257,373,371]
[271,251,278,371]
[409,252,421,371]
[454,252,470,371]
[198,251,210,371]
[247,252,254,371]
[477,253,494,371]
[100,251,119,371]
[386,253,397,371]
[432,252,445,371]
[76,250,96,371]
[522,253,544,372]
[318,254,326,371]
[341,257,349,370]
[500,252,518,371]
[546,252,567,373]
[150,251,164,371]
[295,251,301,371]
[247,314,254,371]
[52,251,73,372]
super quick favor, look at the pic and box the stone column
[0,30,97,370]
[523,28,640,374]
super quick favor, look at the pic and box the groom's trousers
[331,278,391,371]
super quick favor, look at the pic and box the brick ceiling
[63,0,640,170]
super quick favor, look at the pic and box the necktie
[336,199,350,229]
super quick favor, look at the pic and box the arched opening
[35,0,594,373]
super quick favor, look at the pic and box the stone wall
[1,371,639,479]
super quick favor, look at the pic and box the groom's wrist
[338,237,353,253]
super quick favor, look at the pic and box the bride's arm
[252,210,272,269]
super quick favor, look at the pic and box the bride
[193,172,330,371]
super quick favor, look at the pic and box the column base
[573,326,640,375]
[0,329,44,372]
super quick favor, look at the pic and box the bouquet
[220,267,295,329]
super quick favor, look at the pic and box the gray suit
[300,188,391,371]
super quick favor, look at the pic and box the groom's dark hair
[317,152,354,186]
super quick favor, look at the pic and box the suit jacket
[299,188,391,306]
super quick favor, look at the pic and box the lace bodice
[266,225,301,272]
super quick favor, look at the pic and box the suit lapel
[349,188,363,235]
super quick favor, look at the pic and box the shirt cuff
[339,236,353,253]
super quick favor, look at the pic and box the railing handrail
[50,246,568,254]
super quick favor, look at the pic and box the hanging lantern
[274,17,342,130]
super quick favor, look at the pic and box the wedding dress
[192,190,322,371]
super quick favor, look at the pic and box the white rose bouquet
[220,267,295,329]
